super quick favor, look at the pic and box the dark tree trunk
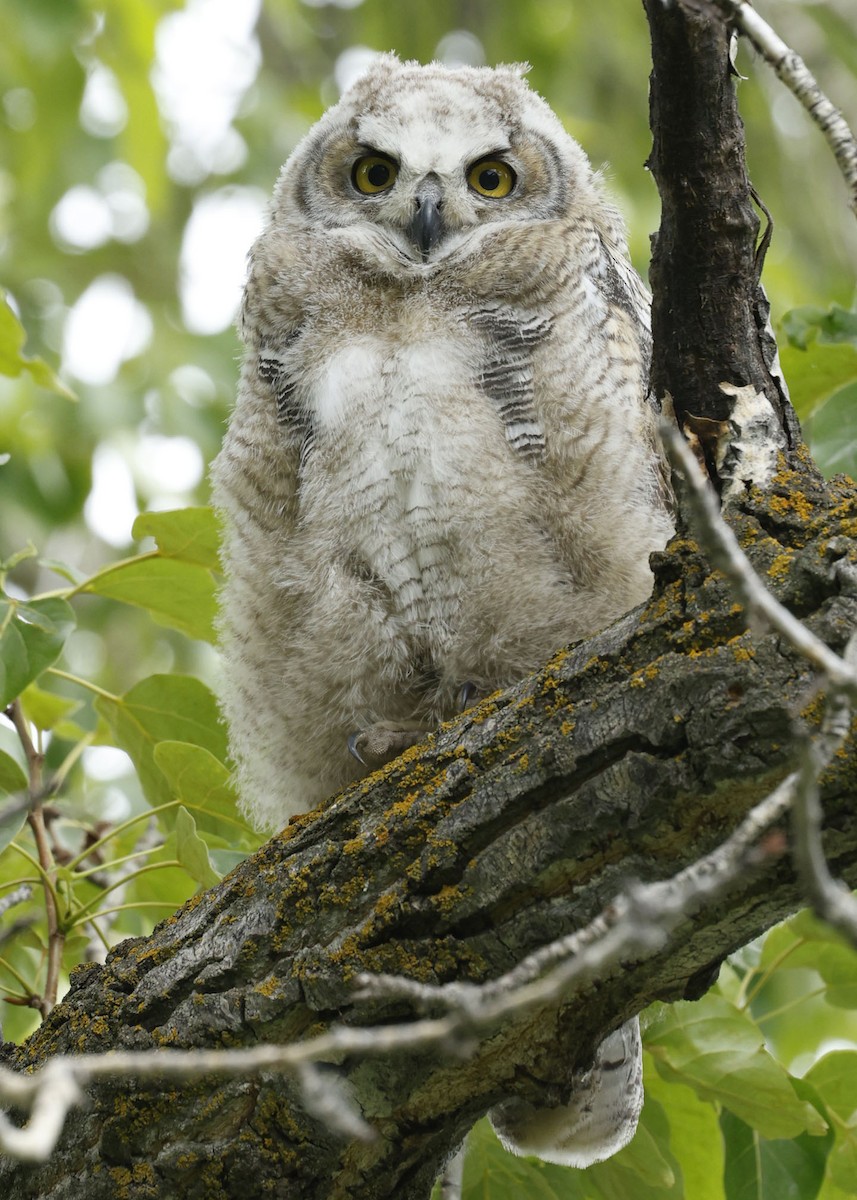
[2,2,855,1197]
[643,0,803,474]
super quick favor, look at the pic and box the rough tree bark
[2,3,856,1198]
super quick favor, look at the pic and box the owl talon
[347,733,368,766]
[347,722,429,771]
[458,681,478,712]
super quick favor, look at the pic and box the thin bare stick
[711,0,857,214]
[791,635,857,944]
[664,424,857,944]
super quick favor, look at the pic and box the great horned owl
[212,56,672,1169]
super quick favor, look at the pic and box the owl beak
[409,178,444,261]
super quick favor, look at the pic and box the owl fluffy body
[212,56,672,1168]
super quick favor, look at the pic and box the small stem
[51,732,97,793]
[9,700,42,797]
[7,844,59,906]
[70,861,183,923]
[737,938,806,1009]
[72,901,181,927]
[63,802,179,872]
[74,845,162,879]
[45,668,118,704]
[85,919,111,955]
[57,550,160,601]
[0,987,37,1004]
[0,954,38,997]
[0,877,40,893]
[9,701,65,1019]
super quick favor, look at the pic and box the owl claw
[347,723,429,771]
[347,732,368,766]
[458,681,478,712]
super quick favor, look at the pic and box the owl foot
[457,681,479,712]
[347,722,428,770]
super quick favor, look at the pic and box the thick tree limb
[2,475,857,1198]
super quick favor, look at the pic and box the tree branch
[709,0,857,214]
[642,0,802,476]
[1,479,856,1196]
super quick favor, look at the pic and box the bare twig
[711,0,857,214]
[791,635,857,944]
[0,883,32,919]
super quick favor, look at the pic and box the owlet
[211,55,673,1170]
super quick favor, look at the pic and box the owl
[212,56,672,1168]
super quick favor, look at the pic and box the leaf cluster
[0,500,259,1043]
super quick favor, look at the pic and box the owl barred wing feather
[212,54,672,1174]
[467,306,553,461]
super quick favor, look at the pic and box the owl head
[269,55,620,265]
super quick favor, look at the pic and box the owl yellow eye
[352,155,398,194]
[467,159,516,198]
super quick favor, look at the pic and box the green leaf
[39,559,85,586]
[645,996,826,1139]
[0,749,27,795]
[642,1050,725,1200]
[132,507,222,570]
[460,1119,570,1199]
[173,805,220,890]
[0,597,76,708]
[802,383,857,480]
[457,1098,684,1200]
[781,305,857,351]
[153,741,255,846]
[0,293,75,398]
[804,1051,857,1127]
[0,792,28,853]
[82,556,217,642]
[817,1173,857,1200]
[759,910,857,1007]
[760,909,834,966]
[721,1110,832,1200]
[20,682,82,732]
[208,849,248,877]
[94,674,227,812]
[779,344,857,420]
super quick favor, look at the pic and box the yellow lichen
[767,551,794,581]
[767,491,813,522]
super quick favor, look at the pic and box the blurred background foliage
[0,2,856,1193]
